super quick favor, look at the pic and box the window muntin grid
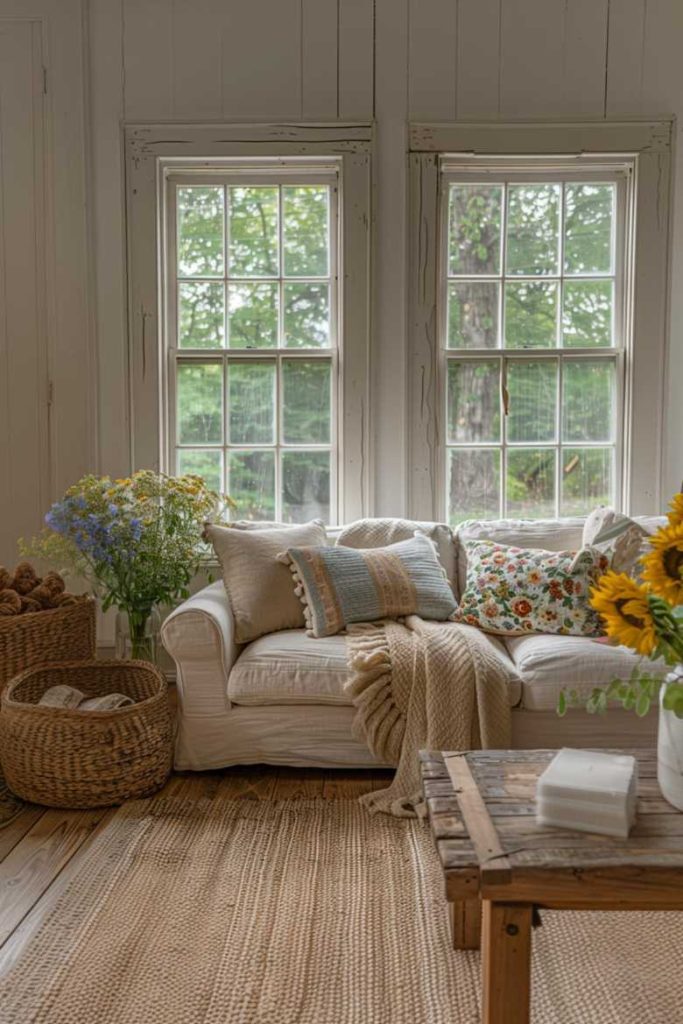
[166,169,339,524]
[441,170,625,523]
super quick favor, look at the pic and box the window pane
[448,185,502,275]
[507,360,557,443]
[177,449,222,492]
[448,449,500,523]
[562,280,613,348]
[228,283,278,348]
[282,451,330,523]
[179,281,224,349]
[448,282,499,349]
[283,360,331,444]
[228,450,275,521]
[177,363,223,444]
[506,448,556,518]
[447,360,500,443]
[228,186,278,277]
[505,281,558,348]
[284,283,330,348]
[177,186,224,277]
[562,359,614,442]
[506,184,560,275]
[228,362,275,444]
[561,447,613,516]
[564,184,614,274]
[283,186,329,277]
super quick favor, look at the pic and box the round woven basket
[0,597,96,691]
[0,660,173,808]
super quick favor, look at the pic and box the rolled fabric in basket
[79,693,134,711]
[38,685,85,708]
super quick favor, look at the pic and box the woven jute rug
[0,794,680,1024]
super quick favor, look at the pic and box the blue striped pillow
[278,533,457,637]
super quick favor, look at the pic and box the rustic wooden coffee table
[421,748,683,1024]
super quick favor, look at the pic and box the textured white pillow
[205,520,327,644]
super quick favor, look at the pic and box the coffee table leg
[449,899,481,949]
[481,901,532,1024]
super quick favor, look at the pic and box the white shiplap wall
[82,0,683,515]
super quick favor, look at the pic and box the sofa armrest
[161,581,239,717]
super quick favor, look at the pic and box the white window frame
[408,121,673,521]
[124,124,373,524]
[439,157,631,521]
[163,162,340,522]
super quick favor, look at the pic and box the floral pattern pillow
[455,540,609,637]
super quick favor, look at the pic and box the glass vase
[114,606,161,664]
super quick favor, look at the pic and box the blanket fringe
[344,623,405,766]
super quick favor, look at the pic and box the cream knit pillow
[205,520,327,644]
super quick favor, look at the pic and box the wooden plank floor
[0,764,392,977]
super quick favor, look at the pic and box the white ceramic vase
[657,667,683,811]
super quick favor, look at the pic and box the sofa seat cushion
[229,630,352,706]
[506,634,666,712]
[229,627,522,708]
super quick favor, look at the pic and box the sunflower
[641,522,683,605]
[590,571,657,656]
[667,492,683,526]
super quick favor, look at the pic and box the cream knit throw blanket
[345,616,511,817]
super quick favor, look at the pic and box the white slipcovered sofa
[161,515,664,771]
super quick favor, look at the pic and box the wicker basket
[0,660,173,808]
[0,597,96,692]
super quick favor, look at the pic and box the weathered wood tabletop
[421,748,683,1024]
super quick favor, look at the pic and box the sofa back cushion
[454,517,585,596]
[336,518,456,587]
[279,533,457,638]
[205,519,328,644]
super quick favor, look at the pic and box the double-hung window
[165,162,339,522]
[442,159,629,524]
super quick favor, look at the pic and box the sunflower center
[662,545,683,581]
[615,599,645,629]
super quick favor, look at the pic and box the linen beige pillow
[205,520,327,644]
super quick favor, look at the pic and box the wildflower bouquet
[559,493,683,718]
[22,471,233,658]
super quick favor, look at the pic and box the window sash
[439,163,629,523]
[164,166,340,522]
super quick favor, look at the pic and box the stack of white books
[536,748,638,839]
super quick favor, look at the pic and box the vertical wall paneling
[373,0,409,515]
[43,0,95,499]
[639,0,683,499]
[89,0,130,480]
[560,0,609,116]
[123,0,174,120]
[221,0,302,119]
[302,0,338,119]
[338,0,374,120]
[0,20,48,565]
[407,0,457,121]
[171,0,223,120]
[456,0,501,118]
[499,0,567,117]
[605,0,646,116]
